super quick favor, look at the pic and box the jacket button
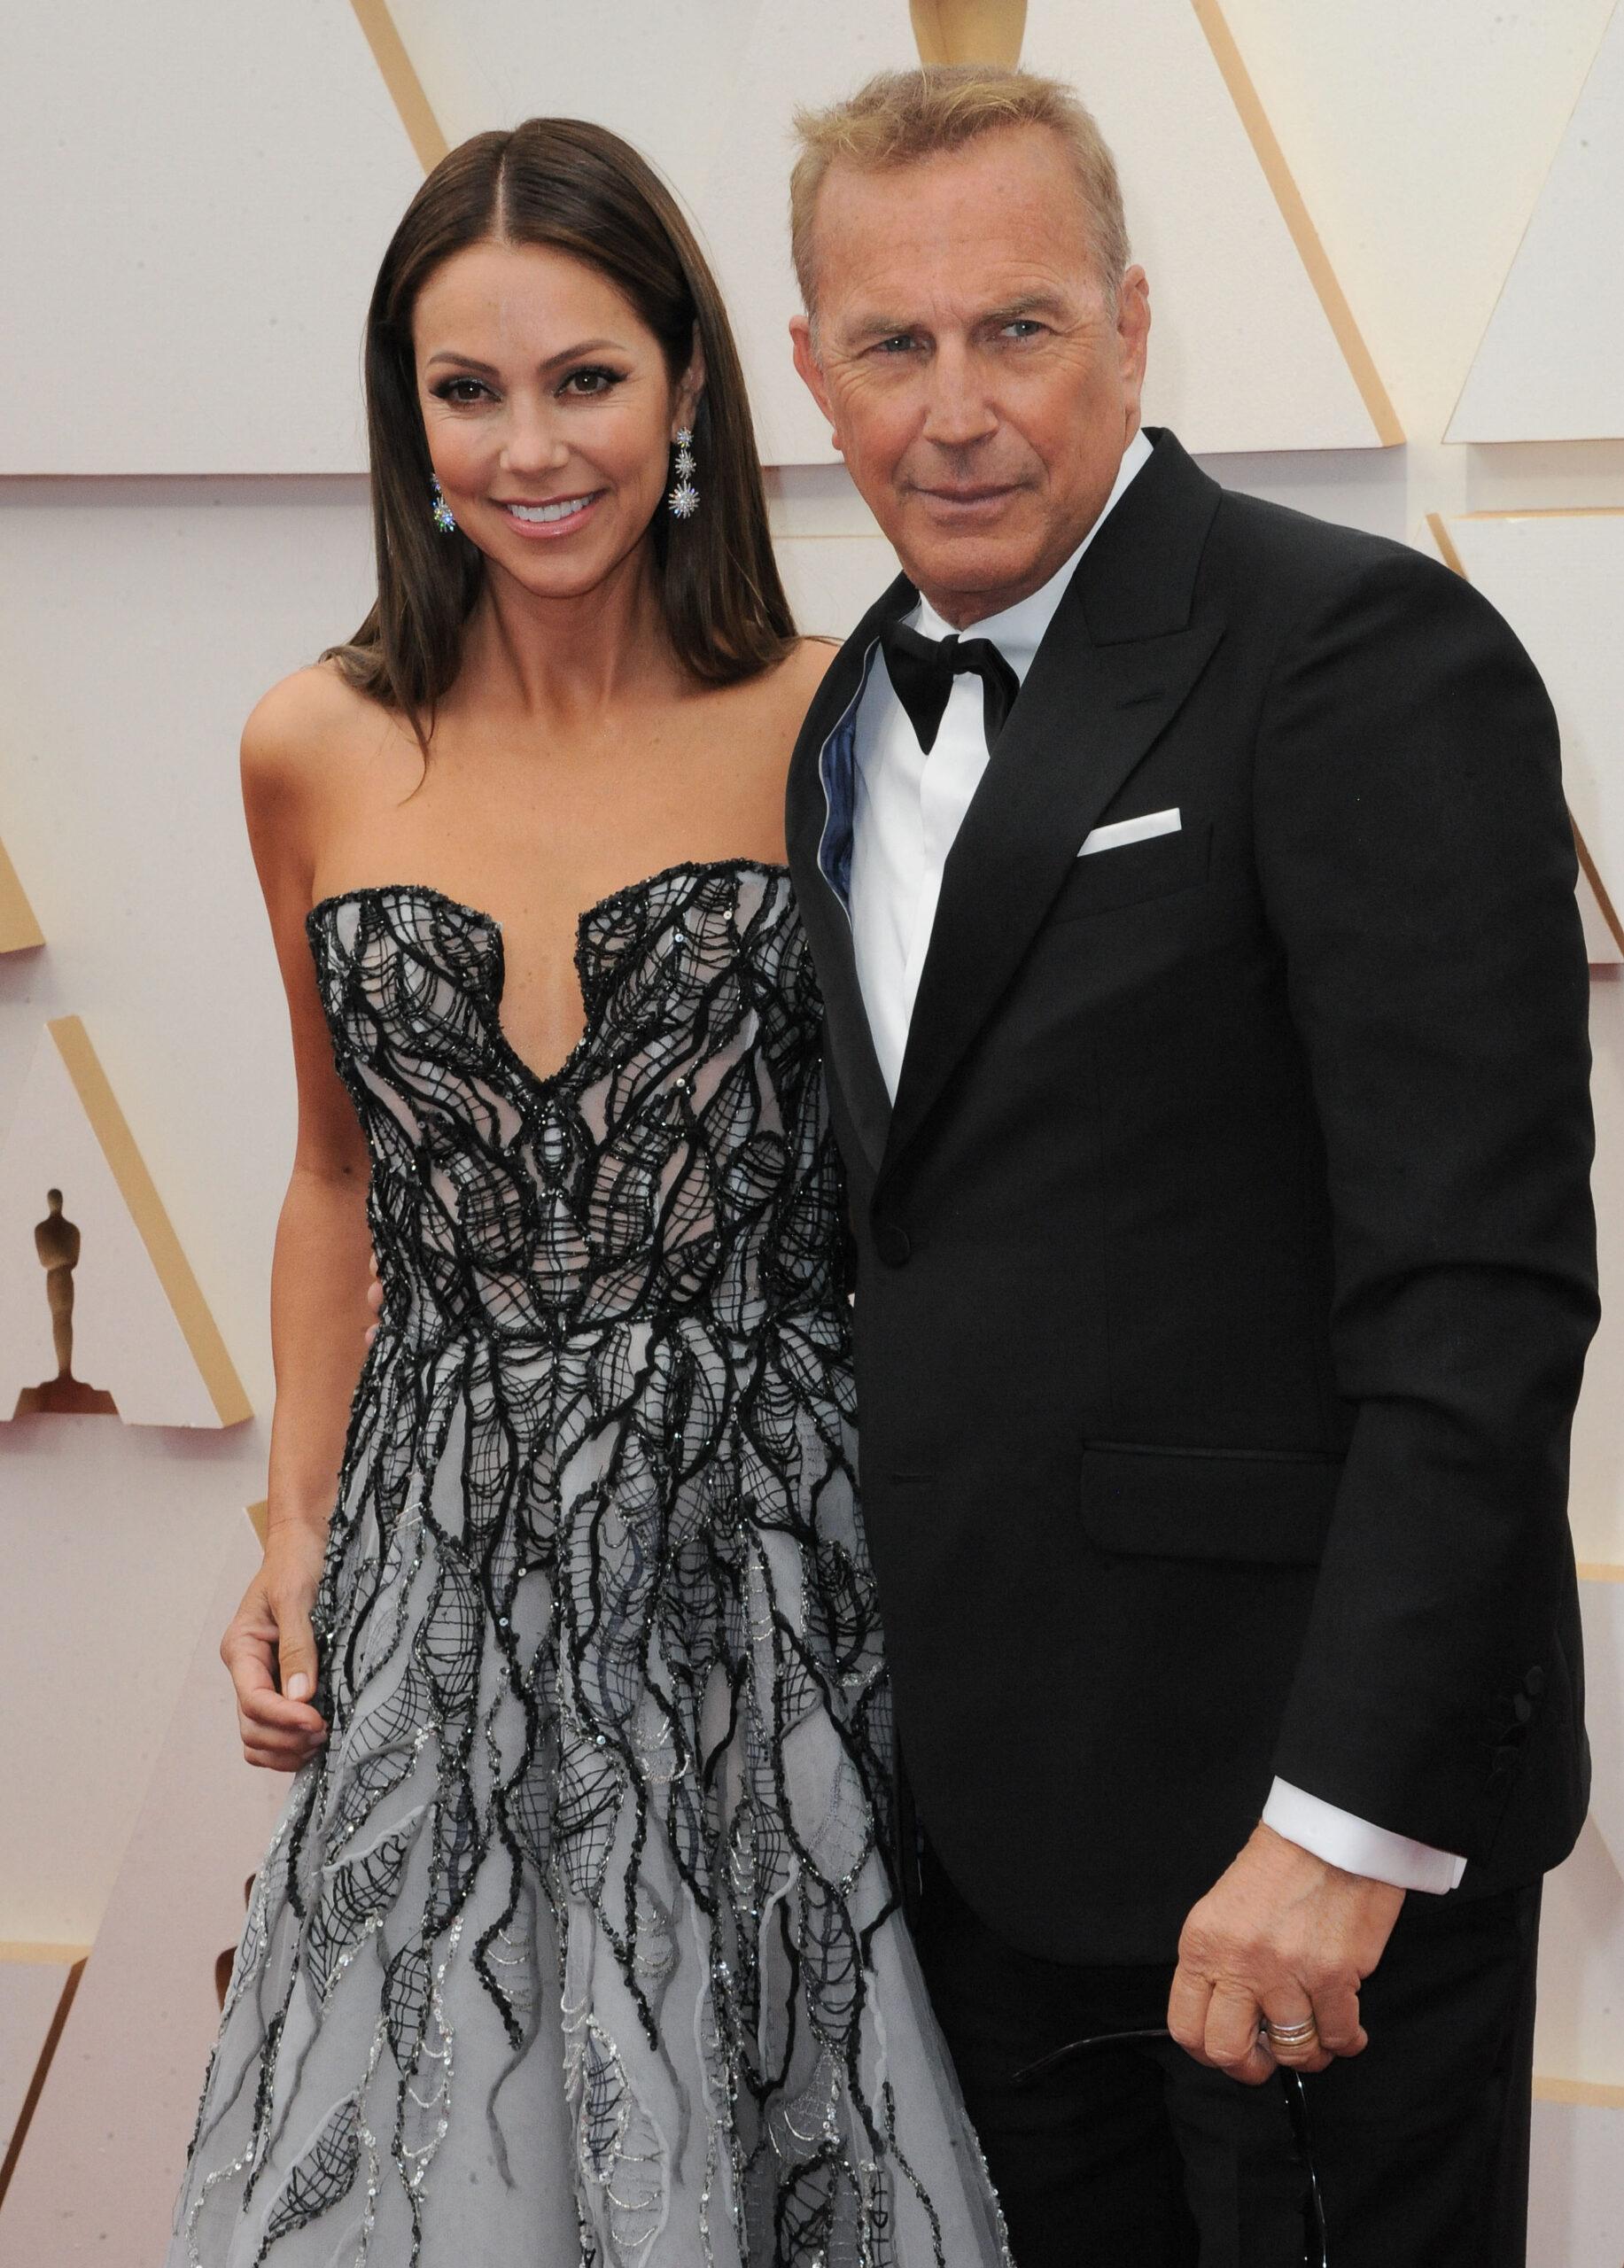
[875,1223,912,1267]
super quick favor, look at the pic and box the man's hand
[1168,1822,1405,2084]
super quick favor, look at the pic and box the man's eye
[874,336,916,356]
[1001,320,1045,340]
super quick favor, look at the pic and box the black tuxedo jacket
[785,428,1598,1963]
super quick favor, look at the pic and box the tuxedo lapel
[784,571,916,1174]
[882,432,1226,1178]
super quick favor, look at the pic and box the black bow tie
[879,618,1021,756]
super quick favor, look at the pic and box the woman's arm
[219,671,375,1771]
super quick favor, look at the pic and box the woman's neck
[458,538,688,728]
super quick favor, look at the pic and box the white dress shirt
[845,426,1465,1898]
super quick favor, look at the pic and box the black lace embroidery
[170,863,999,2266]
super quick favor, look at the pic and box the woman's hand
[365,1248,383,1348]
[220,1525,330,1771]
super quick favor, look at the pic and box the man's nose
[920,345,998,450]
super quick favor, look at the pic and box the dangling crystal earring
[430,477,457,535]
[667,428,699,520]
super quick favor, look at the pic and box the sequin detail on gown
[170,862,1009,2268]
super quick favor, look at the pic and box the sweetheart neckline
[305,856,795,1101]
[305,854,792,937]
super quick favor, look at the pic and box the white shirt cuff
[1263,1778,1467,1894]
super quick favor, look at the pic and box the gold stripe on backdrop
[0,1955,87,2214]
[1193,0,1403,447]
[911,0,1027,68]
[349,0,448,173]
[1533,2076,1624,2108]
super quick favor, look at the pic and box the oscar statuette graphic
[13,1186,119,1416]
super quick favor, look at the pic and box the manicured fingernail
[287,1674,312,1702]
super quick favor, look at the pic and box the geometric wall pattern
[1528,2093,1624,2259]
[1022,0,1400,451]
[681,0,929,466]
[380,0,1401,462]
[0,1021,251,1427]
[378,0,924,466]
[0,835,42,955]
[0,0,423,472]
[1449,1,1624,442]
[0,1951,85,2212]
[775,535,903,644]
[378,0,755,188]
[0,1523,284,2266]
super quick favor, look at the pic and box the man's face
[790,126,1150,628]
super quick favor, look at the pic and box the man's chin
[897,525,1048,621]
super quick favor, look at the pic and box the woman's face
[411,238,701,602]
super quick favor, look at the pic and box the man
[781,64,1597,2267]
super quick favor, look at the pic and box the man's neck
[926,555,1084,634]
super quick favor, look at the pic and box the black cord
[1280,2066,1331,2268]
[1011,2025,1175,2087]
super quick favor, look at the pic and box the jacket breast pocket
[1077,1442,1342,1565]
[1046,819,1212,925]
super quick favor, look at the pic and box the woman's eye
[431,378,490,407]
[560,366,624,396]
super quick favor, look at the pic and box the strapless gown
[168,862,1009,2268]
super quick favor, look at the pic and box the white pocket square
[1078,807,1181,858]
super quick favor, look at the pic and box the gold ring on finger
[1263,2018,1318,2047]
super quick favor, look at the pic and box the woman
[169,118,1009,2267]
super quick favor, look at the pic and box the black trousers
[913,1839,1541,2268]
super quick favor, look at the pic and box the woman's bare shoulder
[779,634,844,701]
[240,660,393,812]
[734,635,843,740]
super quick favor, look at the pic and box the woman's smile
[496,490,607,537]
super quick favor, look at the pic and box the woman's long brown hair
[324,118,797,745]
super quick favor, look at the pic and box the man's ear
[789,315,840,448]
[1115,265,1151,414]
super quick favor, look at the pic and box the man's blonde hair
[789,65,1131,318]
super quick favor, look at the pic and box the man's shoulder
[1192,479,1549,728]
[1204,482,1431,603]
